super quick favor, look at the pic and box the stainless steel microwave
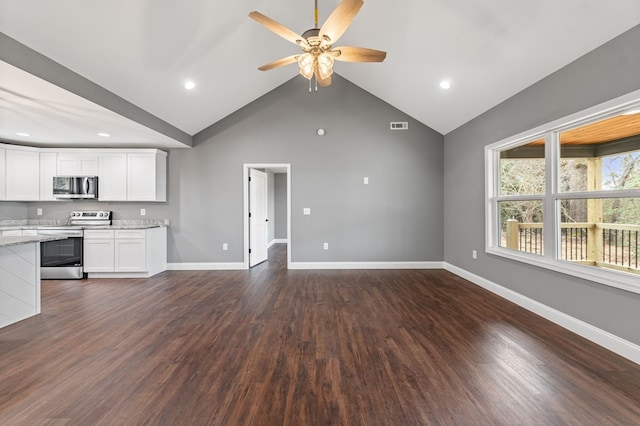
[53,176,98,199]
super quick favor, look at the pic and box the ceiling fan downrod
[314,0,319,29]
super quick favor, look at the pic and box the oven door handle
[38,230,83,237]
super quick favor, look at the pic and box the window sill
[486,246,640,295]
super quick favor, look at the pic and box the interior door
[249,169,268,267]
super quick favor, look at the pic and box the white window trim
[485,89,640,295]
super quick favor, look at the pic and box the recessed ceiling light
[184,80,196,90]
[16,132,30,137]
[440,80,451,90]
[98,132,111,137]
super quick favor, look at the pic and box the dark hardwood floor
[1,244,640,425]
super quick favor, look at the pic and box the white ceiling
[1,0,639,149]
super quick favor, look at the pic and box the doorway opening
[243,164,291,269]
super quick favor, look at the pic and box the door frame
[243,163,291,269]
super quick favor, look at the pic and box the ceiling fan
[248,0,386,88]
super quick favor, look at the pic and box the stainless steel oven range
[38,227,85,279]
[38,210,112,280]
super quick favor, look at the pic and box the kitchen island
[0,235,66,329]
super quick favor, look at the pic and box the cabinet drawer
[84,229,115,239]
[115,230,146,239]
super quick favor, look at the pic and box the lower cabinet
[84,230,115,272]
[83,227,166,277]
[114,230,146,272]
[1,229,38,237]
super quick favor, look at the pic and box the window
[486,90,640,294]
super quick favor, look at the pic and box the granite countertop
[0,235,67,248]
[79,224,165,230]
[0,219,169,232]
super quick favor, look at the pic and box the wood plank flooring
[1,244,640,425]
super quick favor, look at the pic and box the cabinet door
[6,149,39,200]
[98,153,127,200]
[0,148,6,200]
[39,152,58,201]
[57,154,79,175]
[115,239,146,272]
[57,153,98,175]
[127,153,166,201]
[127,154,156,201]
[83,239,115,272]
[80,156,99,175]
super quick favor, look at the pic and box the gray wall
[444,24,640,345]
[185,74,444,263]
[274,173,287,240]
[22,75,444,264]
[0,202,28,219]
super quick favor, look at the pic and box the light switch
[36,208,43,216]
[323,242,329,250]
[303,208,311,215]
[223,243,228,251]
[140,208,146,216]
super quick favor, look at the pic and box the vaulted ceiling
[1,0,639,149]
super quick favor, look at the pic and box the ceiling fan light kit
[249,0,386,89]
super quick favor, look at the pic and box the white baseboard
[443,262,640,366]
[267,239,288,248]
[167,262,245,271]
[289,261,444,270]
[87,272,152,279]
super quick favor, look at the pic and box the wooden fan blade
[249,11,309,48]
[258,55,299,71]
[330,46,387,62]
[316,72,332,87]
[319,0,363,44]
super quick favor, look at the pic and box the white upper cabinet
[39,152,58,201]
[98,153,128,201]
[0,147,6,200]
[127,152,167,202]
[0,146,166,202]
[5,148,39,200]
[57,153,98,176]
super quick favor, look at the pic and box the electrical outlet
[472,250,477,259]
[303,208,311,215]
[36,208,43,216]
[223,243,228,251]
[140,208,146,216]
[323,242,329,250]
[363,177,369,184]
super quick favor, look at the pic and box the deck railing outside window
[504,221,640,274]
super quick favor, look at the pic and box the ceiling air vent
[390,122,408,130]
